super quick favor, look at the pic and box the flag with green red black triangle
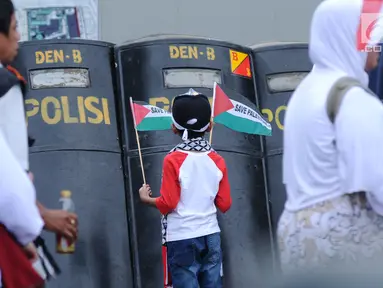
[130,99,172,131]
[211,82,272,136]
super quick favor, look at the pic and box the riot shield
[251,42,312,237]
[12,39,133,288]
[368,44,383,98]
[115,34,273,288]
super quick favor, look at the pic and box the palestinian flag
[212,83,272,136]
[129,98,172,131]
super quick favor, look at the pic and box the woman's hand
[43,209,78,243]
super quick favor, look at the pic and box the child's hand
[139,184,152,202]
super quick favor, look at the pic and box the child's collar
[170,137,213,153]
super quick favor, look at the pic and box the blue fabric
[167,232,222,288]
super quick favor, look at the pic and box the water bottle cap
[61,190,72,198]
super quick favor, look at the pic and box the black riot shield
[12,40,133,288]
[251,42,312,237]
[115,34,273,288]
[369,44,383,98]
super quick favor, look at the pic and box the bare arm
[28,172,78,240]
[28,170,48,221]
[36,201,48,223]
[141,196,158,207]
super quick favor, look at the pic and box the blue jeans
[167,233,222,288]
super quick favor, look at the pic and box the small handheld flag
[130,101,172,131]
[209,82,234,143]
[210,82,272,143]
[129,98,146,184]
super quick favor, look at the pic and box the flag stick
[129,97,146,184]
[209,121,214,144]
[209,82,217,144]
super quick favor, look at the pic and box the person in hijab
[138,90,232,288]
[0,1,45,287]
[0,0,77,285]
[278,0,383,274]
[1,63,62,285]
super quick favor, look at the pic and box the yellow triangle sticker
[230,50,248,72]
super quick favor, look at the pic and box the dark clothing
[167,233,222,288]
[0,66,22,97]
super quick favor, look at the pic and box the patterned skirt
[277,193,383,274]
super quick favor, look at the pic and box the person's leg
[198,233,222,288]
[167,238,200,288]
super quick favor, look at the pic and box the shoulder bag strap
[326,76,374,123]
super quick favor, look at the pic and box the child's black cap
[172,89,211,140]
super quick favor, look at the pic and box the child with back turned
[139,90,232,288]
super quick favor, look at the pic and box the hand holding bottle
[43,209,78,242]
[56,190,77,254]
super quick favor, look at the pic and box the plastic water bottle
[56,190,75,254]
